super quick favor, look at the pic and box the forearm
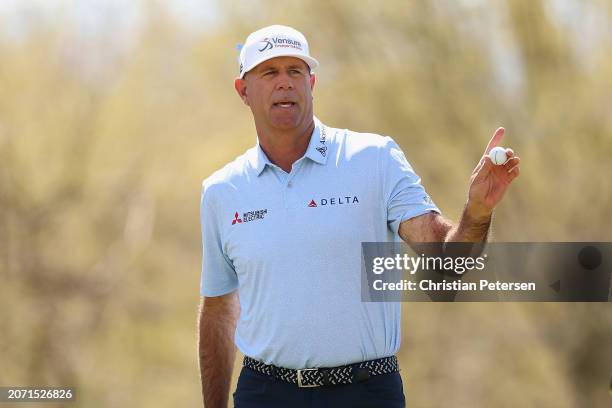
[198,295,239,408]
[444,203,491,252]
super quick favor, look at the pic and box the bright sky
[0,0,220,39]
[1,0,608,95]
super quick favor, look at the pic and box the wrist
[463,201,493,224]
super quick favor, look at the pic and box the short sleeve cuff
[390,206,441,235]
[200,282,239,297]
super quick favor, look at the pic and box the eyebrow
[259,64,306,72]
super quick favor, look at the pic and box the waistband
[243,355,399,388]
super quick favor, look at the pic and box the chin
[270,115,301,130]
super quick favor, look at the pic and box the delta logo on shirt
[231,209,268,225]
[307,196,359,208]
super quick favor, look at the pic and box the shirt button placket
[285,177,294,209]
[285,162,302,209]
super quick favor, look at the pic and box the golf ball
[488,146,508,165]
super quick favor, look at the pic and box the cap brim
[240,54,319,78]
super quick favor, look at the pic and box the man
[198,25,520,408]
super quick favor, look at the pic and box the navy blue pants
[233,367,406,408]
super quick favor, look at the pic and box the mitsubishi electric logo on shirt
[307,196,360,208]
[231,209,268,225]
[258,37,303,52]
[231,212,242,225]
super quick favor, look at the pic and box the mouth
[272,101,297,108]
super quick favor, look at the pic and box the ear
[234,78,249,106]
[309,73,316,91]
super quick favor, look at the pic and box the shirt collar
[248,117,329,176]
[245,141,271,177]
[304,117,329,165]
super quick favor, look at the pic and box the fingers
[474,142,520,184]
[504,156,520,183]
[484,127,505,156]
[508,164,520,181]
[503,156,520,170]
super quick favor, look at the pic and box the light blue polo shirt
[200,117,440,369]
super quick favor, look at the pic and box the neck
[257,119,315,173]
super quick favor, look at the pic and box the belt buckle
[296,368,319,388]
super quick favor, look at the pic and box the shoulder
[329,126,399,160]
[201,147,255,202]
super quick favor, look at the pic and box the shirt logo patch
[307,196,359,207]
[231,209,268,225]
[316,125,327,157]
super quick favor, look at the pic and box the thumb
[474,155,494,181]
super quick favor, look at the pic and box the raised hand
[467,127,520,218]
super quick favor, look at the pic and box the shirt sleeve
[382,137,441,235]
[200,183,238,297]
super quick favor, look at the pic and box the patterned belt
[243,355,399,388]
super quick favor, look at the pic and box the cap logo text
[258,37,303,53]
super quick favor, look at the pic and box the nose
[275,72,294,90]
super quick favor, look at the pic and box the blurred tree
[0,1,611,407]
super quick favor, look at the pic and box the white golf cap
[238,25,319,79]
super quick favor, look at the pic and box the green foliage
[0,1,611,407]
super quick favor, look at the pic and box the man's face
[235,56,316,131]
